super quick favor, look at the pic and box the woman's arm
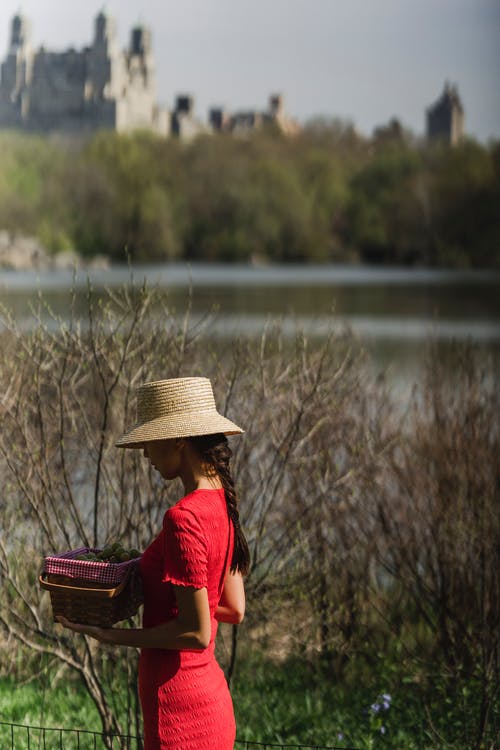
[215,571,245,624]
[57,584,211,649]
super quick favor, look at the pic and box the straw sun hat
[115,377,243,448]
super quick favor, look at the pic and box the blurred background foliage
[0,125,498,267]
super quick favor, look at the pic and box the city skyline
[1,0,499,142]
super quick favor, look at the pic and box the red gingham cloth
[43,547,141,586]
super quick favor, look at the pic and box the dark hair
[187,433,250,575]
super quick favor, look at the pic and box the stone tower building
[210,94,299,136]
[0,12,168,135]
[426,83,465,145]
[0,15,33,127]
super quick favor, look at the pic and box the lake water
[1,263,499,388]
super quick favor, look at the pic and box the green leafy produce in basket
[75,546,141,563]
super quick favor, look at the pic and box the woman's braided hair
[187,433,250,575]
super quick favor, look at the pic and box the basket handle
[39,570,130,597]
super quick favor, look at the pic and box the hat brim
[115,409,244,449]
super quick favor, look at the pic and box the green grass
[232,652,428,749]
[0,674,100,730]
[0,652,497,750]
[231,651,498,749]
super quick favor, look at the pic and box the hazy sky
[1,0,499,141]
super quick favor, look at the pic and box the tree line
[0,123,499,267]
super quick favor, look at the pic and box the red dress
[139,488,235,750]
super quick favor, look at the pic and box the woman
[58,377,249,750]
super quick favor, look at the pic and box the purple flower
[337,732,344,741]
[370,702,381,713]
[382,693,392,703]
[382,699,391,710]
[380,726,386,735]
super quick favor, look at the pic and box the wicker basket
[39,565,143,626]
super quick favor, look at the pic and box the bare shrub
[373,342,499,747]
[0,283,391,739]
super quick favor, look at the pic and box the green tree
[345,144,423,263]
[424,140,500,268]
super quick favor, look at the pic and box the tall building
[0,12,168,135]
[210,94,299,136]
[426,83,465,145]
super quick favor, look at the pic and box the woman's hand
[56,615,113,643]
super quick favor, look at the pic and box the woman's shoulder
[163,488,225,528]
[164,488,223,521]
[179,487,224,509]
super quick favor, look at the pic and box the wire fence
[0,721,360,750]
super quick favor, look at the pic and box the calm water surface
[1,263,499,387]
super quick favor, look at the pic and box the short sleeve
[162,506,208,589]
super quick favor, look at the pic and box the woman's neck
[178,441,223,494]
[181,473,222,495]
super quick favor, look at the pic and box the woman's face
[143,439,181,480]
